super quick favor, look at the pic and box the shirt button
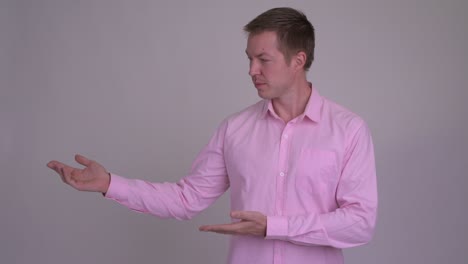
[279,172,285,177]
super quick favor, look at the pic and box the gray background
[1,0,467,263]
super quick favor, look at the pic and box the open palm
[47,154,110,193]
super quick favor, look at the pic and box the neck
[272,79,312,123]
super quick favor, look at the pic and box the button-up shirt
[106,87,378,264]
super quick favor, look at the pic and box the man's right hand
[47,154,111,194]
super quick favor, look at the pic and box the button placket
[276,123,293,216]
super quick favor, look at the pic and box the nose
[248,59,260,77]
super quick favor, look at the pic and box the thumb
[231,211,255,221]
[75,154,92,167]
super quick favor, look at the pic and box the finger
[199,222,247,233]
[47,162,65,176]
[59,167,67,183]
[56,164,79,184]
[48,160,84,172]
[48,161,75,173]
[47,160,84,189]
[46,161,55,169]
[75,154,91,167]
[199,223,234,232]
[231,211,257,221]
[47,160,65,170]
[206,229,235,235]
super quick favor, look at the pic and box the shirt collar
[258,84,323,123]
[303,86,323,122]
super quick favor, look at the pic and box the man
[47,7,377,264]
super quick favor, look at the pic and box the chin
[258,89,279,100]
[257,91,271,99]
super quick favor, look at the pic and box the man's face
[246,31,296,100]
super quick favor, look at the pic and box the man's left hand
[199,211,267,237]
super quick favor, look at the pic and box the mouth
[252,76,266,89]
[254,82,266,88]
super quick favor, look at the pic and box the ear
[292,51,307,71]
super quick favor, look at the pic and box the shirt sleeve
[265,122,378,248]
[104,121,230,220]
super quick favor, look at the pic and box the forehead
[245,31,281,57]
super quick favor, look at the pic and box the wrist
[101,172,111,195]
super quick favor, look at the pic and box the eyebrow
[245,51,270,58]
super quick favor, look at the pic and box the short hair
[244,7,315,71]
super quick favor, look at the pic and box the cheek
[262,65,278,78]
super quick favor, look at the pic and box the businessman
[48,7,377,264]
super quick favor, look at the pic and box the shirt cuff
[104,173,130,201]
[265,215,288,240]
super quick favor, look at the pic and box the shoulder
[319,96,374,155]
[321,96,367,134]
[221,100,265,126]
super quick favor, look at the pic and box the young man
[48,7,377,264]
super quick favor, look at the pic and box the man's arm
[200,122,377,248]
[47,121,231,221]
[265,122,377,248]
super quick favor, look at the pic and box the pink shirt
[106,87,378,264]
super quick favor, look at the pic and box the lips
[254,83,266,89]
[253,77,266,88]
[254,80,266,86]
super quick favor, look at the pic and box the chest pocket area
[294,149,339,195]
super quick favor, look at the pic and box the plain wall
[1,0,467,263]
